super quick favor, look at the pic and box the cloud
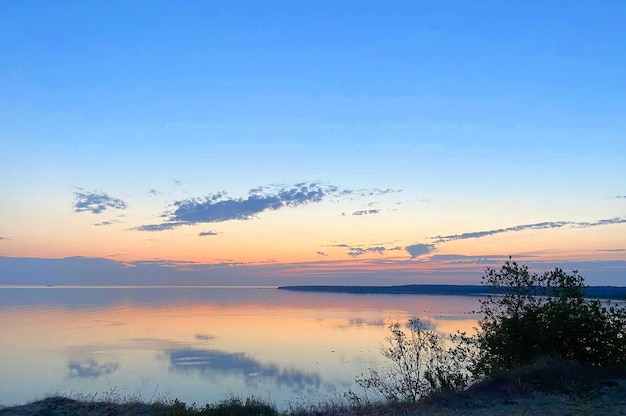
[93,220,121,227]
[2,254,625,287]
[0,236,6,241]
[428,254,517,265]
[347,245,402,257]
[596,249,626,252]
[132,223,185,232]
[352,209,380,216]
[198,231,219,237]
[329,242,404,257]
[135,182,399,231]
[316,251,328,256]
[169,183,329,224]
[347,247,366,257]
[433,217,626,243]
[611,196,626,199]
[403,217,626,259]
[73,190,128,214]
[405,244,436,258]
[351,188,401,197]
[94,221,113,227]
[148,188,161,196]
[575,218,626,227]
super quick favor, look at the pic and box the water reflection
[68,359,120,379]
[166,348,322,393]
[346,318,387,328]
[0,287,481,409]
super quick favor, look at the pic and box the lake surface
[0,286,481,409]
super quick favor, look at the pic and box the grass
[2,360,626,415]
[0,396,280,416]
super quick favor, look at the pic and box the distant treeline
[277,284,626,300]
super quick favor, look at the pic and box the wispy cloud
[0,236,7,241]
[405,244,436,258]
[148,189,161,196]
[611,196,626,199]
[93,220,118,227]
[344,188,401,198]
[427,254,517,264]
[132,223,185,232]
[348,247,383,257]
[135,182,399,231]
[347,245,402,257]
[576,218,626,227]
[432,217,626,243]
[198,231,219,237]
[402,217,626,261]
[352,209,380,216]
[327,242,404,257]
[73,190,128,214]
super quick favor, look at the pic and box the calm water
[0,287,480,409]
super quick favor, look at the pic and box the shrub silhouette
[360,259,626,402]
[355,319,473,402]
[471,258,626,377]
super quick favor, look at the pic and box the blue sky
[1,1,625,285]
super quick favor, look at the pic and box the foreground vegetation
[3,259,626,415]
[3,364,626,416]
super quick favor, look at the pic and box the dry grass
[3,360,626,416]
[3,387,626,416]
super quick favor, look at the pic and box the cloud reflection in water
[68,359,120,379]
[166,348,322,393]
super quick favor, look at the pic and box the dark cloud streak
[93,221,115,227]
[433,218,626,243]
[132,223,185,232]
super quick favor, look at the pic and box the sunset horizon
[2,2,625,285]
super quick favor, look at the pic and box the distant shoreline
[278,284,626,300]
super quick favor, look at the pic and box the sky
[1,1,625,285]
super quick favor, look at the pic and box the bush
[357,259,626,403]
[201,397,279,416]
[471,258,626,377]
[355,318,472,402]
